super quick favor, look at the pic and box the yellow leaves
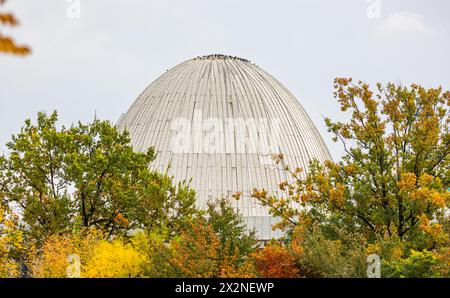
[365,236,404,263]
[0,204,24,277]
[28,235,76,278]
[344,165,355,174]
[432,248,450,277]
[290,225,308,256]
[397,173,417,193]
[231,191,241,201]
[391,245,404,260]
[418,173,434,187]
[412,188,446,208]
[341,126,352,138]
[251,188,268,200]
[166,217,257,278]
[418,214,448,246]
[365,243,381,256]
[323,160,336,170]
[217,247,257,278]
[314,172,332,198]
[28,231,98,278]
[329,183,345,208]
[83,240,144,278]
[219,257,256,278]
[278,181,289,191]
[290,238,304,256]
[397,173,447,208]
[28,229,146,278]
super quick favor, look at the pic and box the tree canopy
[1,78,449,278]
[252,79,449,277]
[0,111,197,241]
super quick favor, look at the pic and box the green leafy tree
[0,111,198,241]
[382,250,439,278]
[290,225,367,277]
[206,198,257,267]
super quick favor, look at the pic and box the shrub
[252,244,299,278]
[382,250,438,278]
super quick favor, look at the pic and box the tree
[253,79,449,251]
[0,202,24,277]
[0,111,198,241]
[382,250,439,278]
[289,225,367,277]
[131,229,176,278]
[159,199,258,278]
[206,198,257,268]
[0,0,30,55]
[252,243,299,278]
[168,220,221,278]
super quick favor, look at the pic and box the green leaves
[382,250,439,278]
[206,198,257,266]
[1,111,198,242]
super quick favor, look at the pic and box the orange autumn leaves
[252,244,299,278]
[0,0,30,55]
[169,221,256,278]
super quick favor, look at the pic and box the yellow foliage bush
[0,204,24,277]
[83,240,144,278]
[28,229,145,278]
[28,230,99,278]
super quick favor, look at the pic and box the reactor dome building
[117,54,332,240]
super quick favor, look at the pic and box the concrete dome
[118,54,331,239]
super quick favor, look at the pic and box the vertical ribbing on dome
[117,55,332,240]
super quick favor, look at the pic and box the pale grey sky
[1,0,449,159]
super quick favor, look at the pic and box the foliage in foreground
[0,111,198,243]
[0,0,30,55]
[134,198,258,278]
[0,203,24,277]
[252,79,450,277]
[1,78,449,278]
[22,198,258,278]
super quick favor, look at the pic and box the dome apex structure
[117,55,332,240]
[194,54,251,63]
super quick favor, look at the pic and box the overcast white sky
[1,0,449,159]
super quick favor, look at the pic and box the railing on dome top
[194,54,251,63]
